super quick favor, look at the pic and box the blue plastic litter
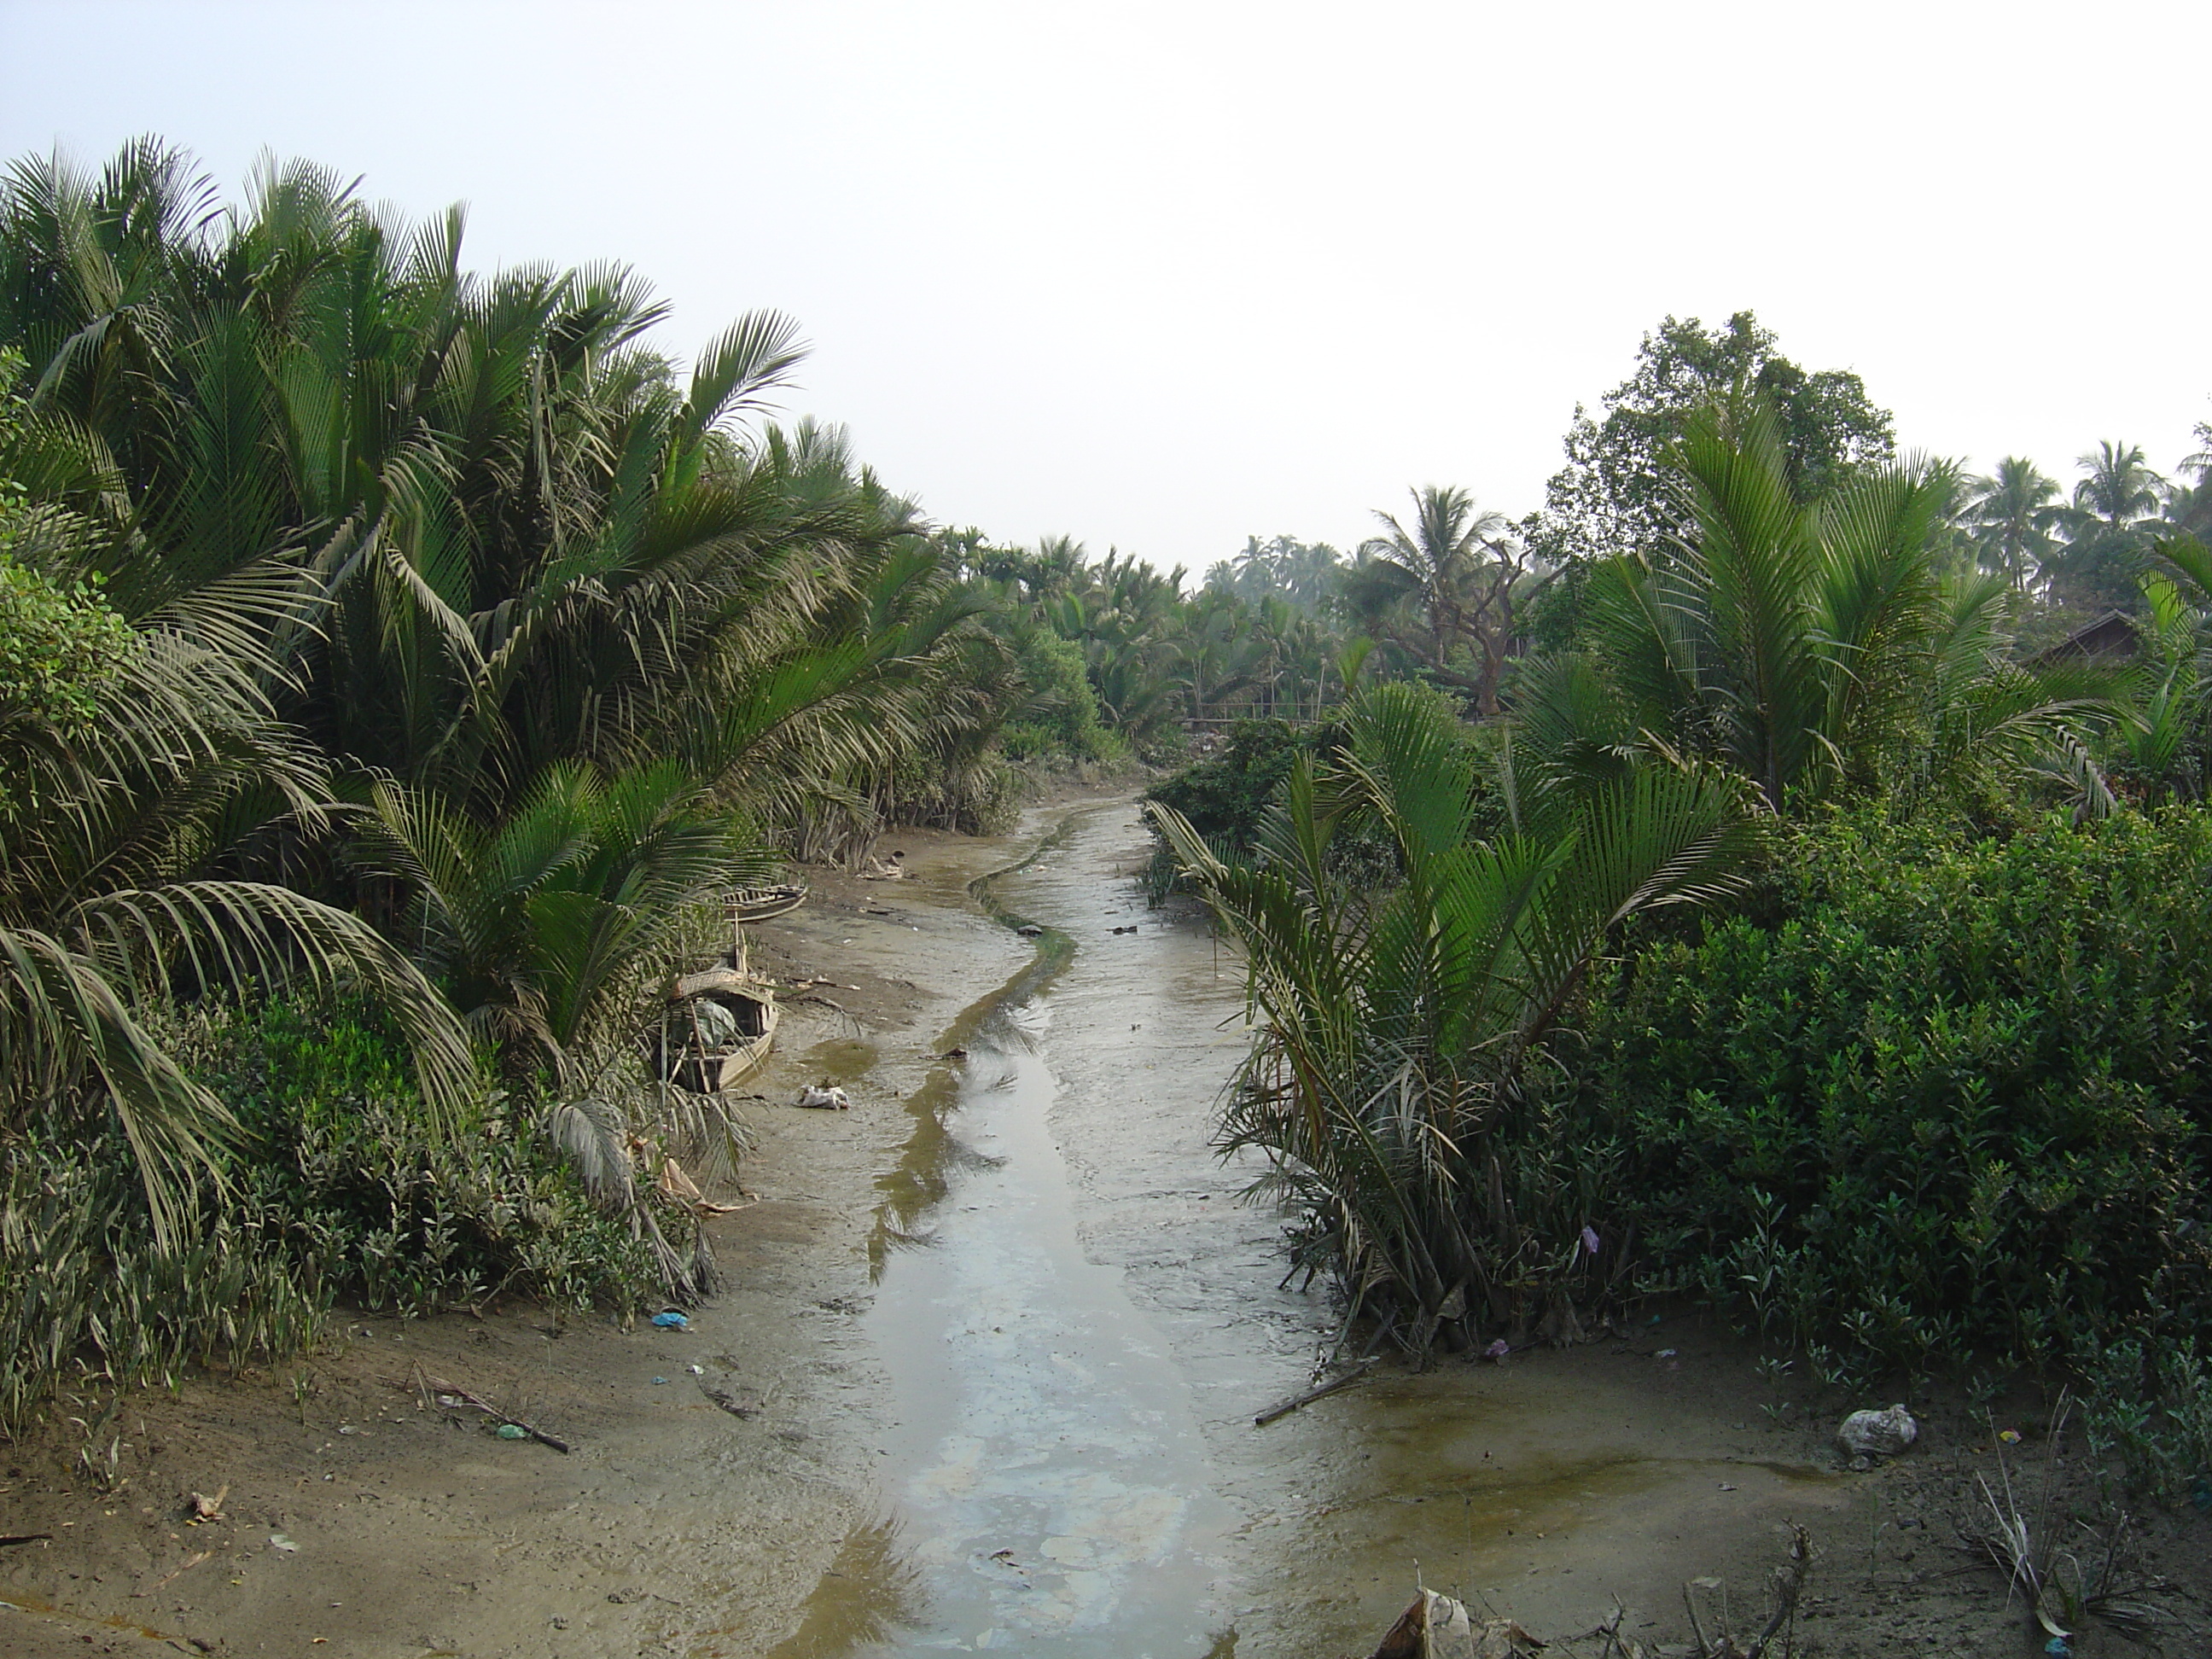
[651,1376,668,1385]
[650,1311,689,1330]
[2045,1639,2070,1657]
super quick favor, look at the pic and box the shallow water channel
[849,801,1254,1656]
[773,800,1842,1659]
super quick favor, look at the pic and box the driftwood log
[1254,1357,1380,1426]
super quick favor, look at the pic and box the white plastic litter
[796,1084,850,1109]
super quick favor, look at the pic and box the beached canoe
[647,965,779,1092]
[725,882,809,923]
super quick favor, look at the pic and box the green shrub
[1007,629,1111,760]
[873,742,1023,835]
[0,1134,326,1426]
[1144,719,1312,843]
[2079,1337,2212,1499]
[0,996,657,1429]
[183,997,658,1314]
[1586,809,2212,1385]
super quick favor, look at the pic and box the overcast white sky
[4,1,2207,573]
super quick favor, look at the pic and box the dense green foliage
[0,137,1371,1424]
[189,999,657,1314]
[1152,328,2212,1496]
[1537,311,1897,568]
[1144,719,1314,846]
[1554,401,2113,815]
[1587,811,2212,1378]
[2,997,649,1426]
[1203,535,1344,611]
[0,512,135,733]
[1139,719,1318,900]
[8,129,2212,1502]
[1343,486,1540,715]
[0,553,135,808]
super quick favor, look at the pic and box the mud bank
[6,795,2206,1658]
[798,800,1854,1658]
[769,799,2209,1659]
[0,818,1030,1659]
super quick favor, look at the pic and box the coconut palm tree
[2045,441,2168,611]
[1966,457,2064,590]
[1350,486,1542,716]
[1206,535,1343,612]
[2073,440,2168,535]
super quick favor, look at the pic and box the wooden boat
[725,882,809,924]
[646,964,779,1092]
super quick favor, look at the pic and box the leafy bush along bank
[1,1000,654,1427]
[1148,712,2212,1489]
[1588,810,2212,1384]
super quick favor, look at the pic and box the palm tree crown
[2074,440,2167,533]
[1967,457,2063,589]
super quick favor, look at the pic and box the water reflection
[850,804,1241,1656]
[764,1518,925,1658]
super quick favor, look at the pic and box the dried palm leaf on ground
[1367,1588,1544,1659]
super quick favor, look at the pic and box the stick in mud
[791,994,864,1036]
[416,1368,571,1453]
[1682,1523,1812,1659]
[1254,1357,1380,1427]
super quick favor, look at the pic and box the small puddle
[800,1037,882,1083]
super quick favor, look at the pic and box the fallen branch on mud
[410,1366,571,1452]
[789,994,864,1036]
[1682,1523,1811,1659]
[1254,1357,1379,1426]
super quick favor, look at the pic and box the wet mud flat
[7,796,2208,1658]
[776,799,2212,1659]
[787,801,1855,1658]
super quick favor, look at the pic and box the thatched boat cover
[667,966,771,1003]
